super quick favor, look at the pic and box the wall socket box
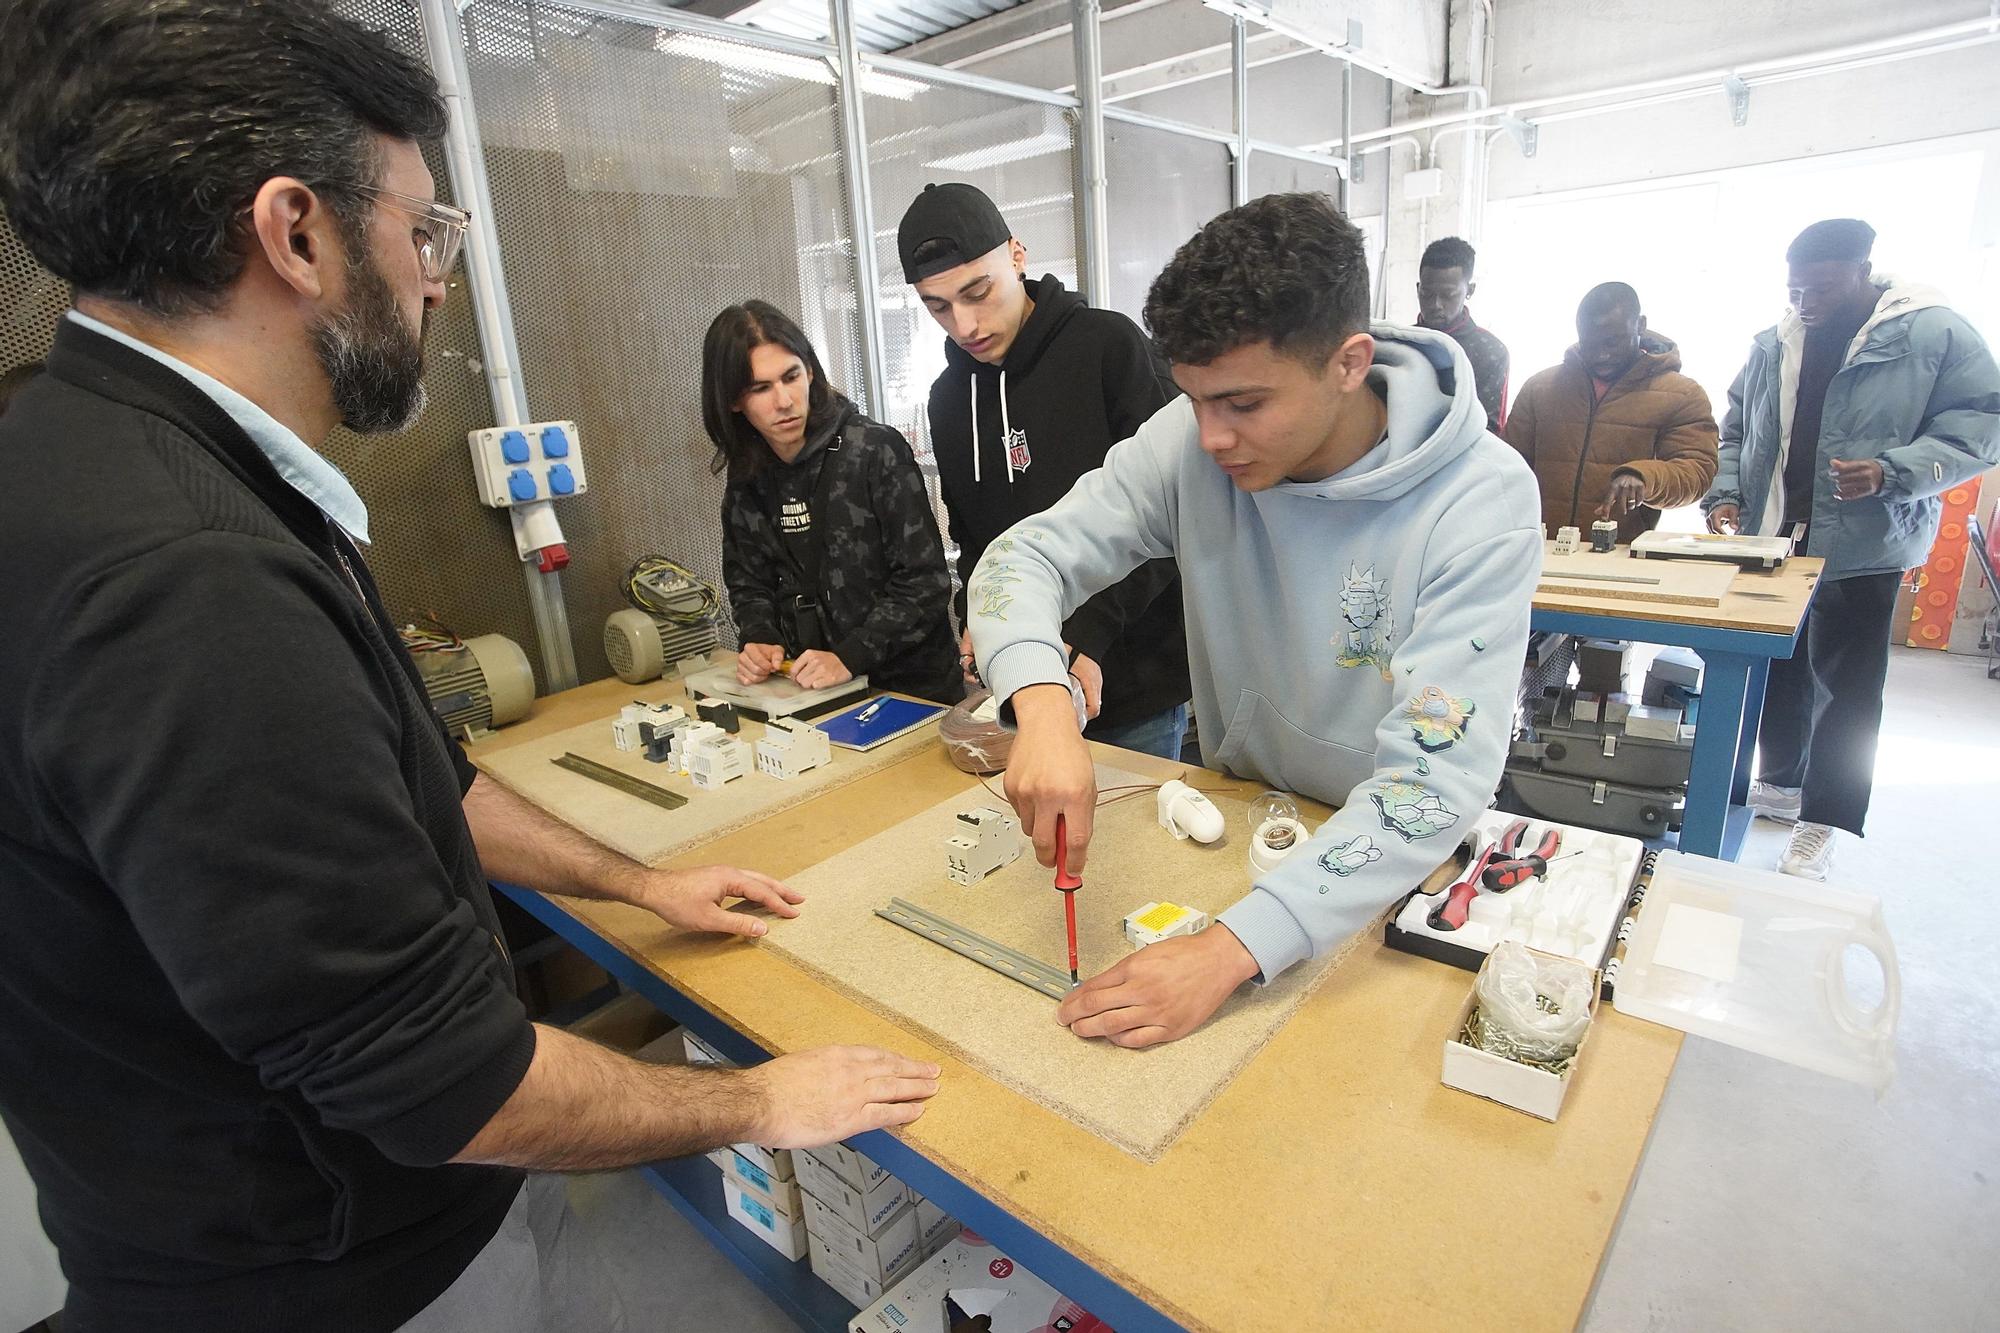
[1404,167,1446,199]
[468,420,588,509]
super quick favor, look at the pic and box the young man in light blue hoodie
[966,193,1543,1049]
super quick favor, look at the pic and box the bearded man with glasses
[0,3,936,1330]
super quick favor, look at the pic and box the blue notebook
[815,696,947,751]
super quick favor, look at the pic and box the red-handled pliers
[1482,819,1562,892]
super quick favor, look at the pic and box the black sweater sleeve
[721,483,786,648]
[1061,320,1182,664]
[830,431,956,673]
[26,532,534,1168]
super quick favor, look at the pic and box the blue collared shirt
[66,309,371,544]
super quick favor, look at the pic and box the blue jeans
[1087,703,1190,761]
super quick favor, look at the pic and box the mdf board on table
[1538,543,1739,606]
[760,764,1462,1162]
[471,685,936,867]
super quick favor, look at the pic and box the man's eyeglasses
[348,184,471,283]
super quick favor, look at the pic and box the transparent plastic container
[1611,850,1899,1090]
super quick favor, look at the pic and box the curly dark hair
[0,0,447,318]
[1420,236,1477,276]
[1143,193,1371,368]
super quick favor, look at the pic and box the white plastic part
[1157,779,1224,844]
[754,718,831,780]
[468,421,587,510]
[612,703,644,752]
[943,807,1024,886]
[1248,818,1309,875]
[1123,901,1211,948]
[507,500,567,563]
[678,722,749,790]
[1612,850,1900,1091]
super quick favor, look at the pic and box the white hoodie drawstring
[969,372,980,486]
[1000,370,1014,485]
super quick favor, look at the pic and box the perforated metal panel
[865,79,1078,461]
[315,0,541,687]
[458,0,864,681]
[1104,119,1232,325]
[0,4,539,685]
[0,208,67,377]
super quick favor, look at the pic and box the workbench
[1532,554,1823,861]
[470,677,1684,1333]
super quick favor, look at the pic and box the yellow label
[1135,902,1189,932]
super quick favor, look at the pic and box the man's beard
[311,244,430,434]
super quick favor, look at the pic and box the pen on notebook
[856,699,884,724]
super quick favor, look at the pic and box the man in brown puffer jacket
[1505,282,1718,542]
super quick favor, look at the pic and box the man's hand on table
[747,1045,943,1147]
[1056,926,1260,1048]
[1003,682,1098,871]
[1597,470,1646,520]
[1706,503,1740,534]
[631,865,803,938]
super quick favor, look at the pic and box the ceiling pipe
[1321,15,2000,151]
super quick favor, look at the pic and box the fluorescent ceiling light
[656,32,923,99]
[924,132,1071,171]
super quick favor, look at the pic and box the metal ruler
[551,752,687,810]
[875,897,1074,1000]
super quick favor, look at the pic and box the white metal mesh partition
[863,78,1079,457]
[456,1,865,675]
[1104,118,1232,324]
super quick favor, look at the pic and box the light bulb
[1248,791,1299,831]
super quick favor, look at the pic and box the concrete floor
[566,646,2000,1332]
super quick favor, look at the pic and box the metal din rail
[551,752,688,810]
[875,898,1075,1000]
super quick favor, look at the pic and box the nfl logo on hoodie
[1005,427,1031,473]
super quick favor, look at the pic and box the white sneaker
[1780,821,1836,880]
[1749,781,1803,823]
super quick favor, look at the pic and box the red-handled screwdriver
[1054,813,1081,985]
[1429,838,1497,932]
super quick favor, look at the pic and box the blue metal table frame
[1530,605,1810,861]
[497,881,1187,1333]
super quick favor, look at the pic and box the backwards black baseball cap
[896,182,1012,284]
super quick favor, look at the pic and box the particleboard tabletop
[471,677,1684,1333]
[1535,548,1823,636]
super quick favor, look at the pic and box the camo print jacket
[721,396,965,703]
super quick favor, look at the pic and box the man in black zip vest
[0,4,936,1329]
[899,183,1195,759]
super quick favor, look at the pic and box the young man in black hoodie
[0,4,936,1329]
[899,183,1194,758]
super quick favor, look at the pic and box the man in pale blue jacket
[1705,218,2000,880]
[966,194,1542,1048]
